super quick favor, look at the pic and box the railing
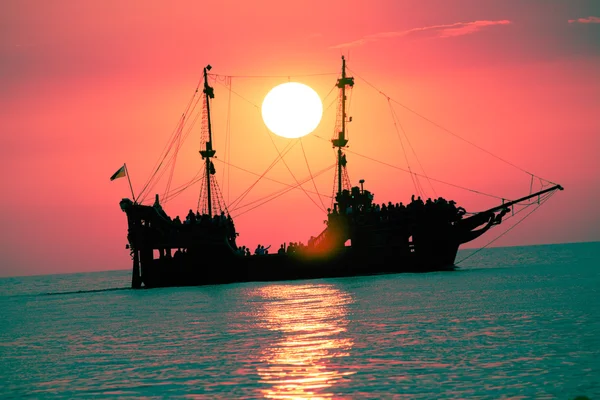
[310,227,329,248]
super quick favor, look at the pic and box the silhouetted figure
[186,209,196,224]
[174,248,183,260]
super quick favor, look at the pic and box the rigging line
[322,83,337,104]
[208,72,338,79]
[495,191,554,224]
[389,100,437,198]
[231,164,335,214]
[152,109,204,204]
[196,170,205,212]
[213,79,260,110]
[163,172,204,204]
[163,125,181,200]
[213,158,333,203]
[455,190,557,265]
[228,139,298,209]
[247,128,325,213]
[138,113,186,202]
[324,96,338,114]
[262,128,327,213]
[507,193,554,211]
[165,107,202,200]
[162,166,204,204]
[300,137,328,211]
[221,76,233,205]
[228,139,299,210]
[146,105,203,204]
[310,132,506,201]
[347,87,353,130]
[210,177,229,214]
[486,190,552,221]
[348,67,558,186]
[386,99,420,197]
[414,176,427,200]
[214,79,338,119]
[165,161,333,216]
[138,85,202,201]
[212,75,330,202]
[139,94,204,203]
[529,174,534,195]
[231,164,336,218]
[214,78,338,148]
[347,148,507,200]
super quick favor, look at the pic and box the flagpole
[124,163,137,204]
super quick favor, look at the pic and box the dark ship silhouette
[115,57,563,289]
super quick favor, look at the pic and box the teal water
[1,242,598,399]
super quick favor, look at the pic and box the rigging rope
[300,137,328,211]
[138,65,559,233]
[156,107,202,203]
[386,98,420,197]
[231,164,336,218]
[455,190,557,265]
[229,139,299,211]
[309,131,508,201]
[138,80,203,203]
[163,122,182,200]
[387,99,437,199]
[213,158,333,207]
[208,72,337,79]
[221,76,233,205]
[162,168,203,203]
[262,129,327,214]
[211,78,333,214]
[348,67,558,186]
[232,164,334,214]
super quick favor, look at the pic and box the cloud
[568,16,600,24]
[331,20,511,49]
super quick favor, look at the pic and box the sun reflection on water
[250,284,356,399]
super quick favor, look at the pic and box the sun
[261,82,323,139]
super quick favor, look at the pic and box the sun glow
[261,82,323,139]
[251,284,356,398]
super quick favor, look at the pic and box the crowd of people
[331,186,467,226]
[149,189,472,260]
[234,241,309,257]
[151,194,238,245]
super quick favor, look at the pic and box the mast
[331,56,354,199]
[199,64,216,217]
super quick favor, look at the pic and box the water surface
[1,242,598,398]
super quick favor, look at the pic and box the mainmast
[331,56,354,201]
[199,64,216,217]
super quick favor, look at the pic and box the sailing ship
[115,57,563,289]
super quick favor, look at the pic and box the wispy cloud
[568,16,600,24]
[331,20,511,49]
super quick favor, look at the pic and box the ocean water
[1,242,598,399]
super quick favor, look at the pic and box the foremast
[198,64,229,218]
[332,56,354,212]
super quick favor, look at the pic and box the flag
[110,165,126,181]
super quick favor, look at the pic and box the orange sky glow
[1,0,599,276]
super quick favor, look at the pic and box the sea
[1,242,598,399]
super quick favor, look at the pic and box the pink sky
[1,0,599,276]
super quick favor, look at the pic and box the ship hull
[135,244,459,289]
